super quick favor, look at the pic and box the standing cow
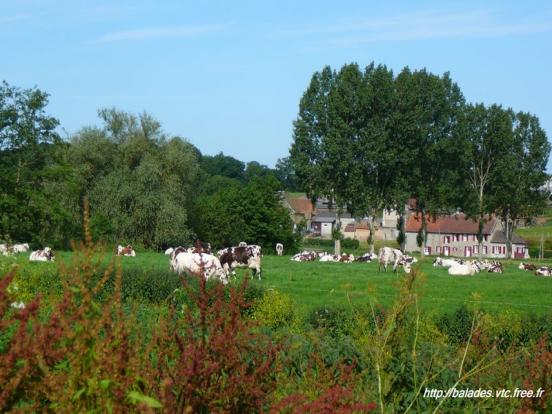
[219,245,262,280]
[170,251,228,284]
[378,247,404,273]
[275,243,284,256]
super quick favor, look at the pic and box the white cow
[275,243,284,256]
[116,245,136,257]
[448,262,478,276]
[29,247,55,262]
[535,267,552,277]
[170,251,228,284]
[12,243,30,253]
[378,247,404,272]
[433,257,460,268]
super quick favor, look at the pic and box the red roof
[405,213,496,235]
[287,197,314,215]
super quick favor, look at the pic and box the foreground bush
[0,224,372,412]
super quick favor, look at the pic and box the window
[462,234,468,242]
[484,235,489,242]
[473,245,479,254]
[436,246,441,254]
[444,236,450,244]
[483,246,488,255]
[473,235,477,242]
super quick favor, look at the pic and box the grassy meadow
[3,250,551,316]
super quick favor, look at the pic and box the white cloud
[94,23,228,44]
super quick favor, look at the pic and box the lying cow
[292,251,317,262]
[0,243,14,256]
[535,267,552,277]
[219,245,262,280]
[519,262,537,271]
[13,243,30,253]
[355,252,378,263]
[433,257,461,268]
[170,251,228,284]
[116,245,136,257]
[448,261,480,276]
[319,253,340,262]
[275,243,284,256]
[378,247,404,273]
[29,247,55,262]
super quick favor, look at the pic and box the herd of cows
[0,243,55,262]
[2,241,551,280]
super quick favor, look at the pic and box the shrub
[252,289,299,331]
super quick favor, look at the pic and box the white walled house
[404,213,529,259]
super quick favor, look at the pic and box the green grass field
[3,251,552,316]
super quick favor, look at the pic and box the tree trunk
[478,215,484,261]
[505,211,512,259]
[368,215,376,254]
[421,211,427,257]
[334,212,341,256]
[398,210,406,252]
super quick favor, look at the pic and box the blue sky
[3,0,552,170]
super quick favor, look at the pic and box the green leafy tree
[196,176,297,251]
[70,109,199,248]
[461,104,515,258]
[0,82,80,247]
[394,68,466,255]
[200,152,245,181]
[490,111,550,257]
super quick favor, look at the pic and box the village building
[404,213,529,259]
[281,194,314,231]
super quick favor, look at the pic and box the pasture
[3,250,552,316]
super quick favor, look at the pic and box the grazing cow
[116,245,136,257]
[519,262,537,271]
[238,241,248,247]
[12,243,30,253]
[219,245,262,279]
[535,267,552,277]
[164,247,174,255]
[275,243,284,256]
[378,247,404,273]
[170,251,228,284]
[29,247,55,262]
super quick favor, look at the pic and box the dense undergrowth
[1,231,551,412]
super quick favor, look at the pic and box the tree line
[0,81,297,251]
[290,63,551,257]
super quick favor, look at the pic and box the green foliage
[70,109,200,249]
[252,289,299,330]
[302,237,359,250]
[196,175,297,250]
[0,82,81,248]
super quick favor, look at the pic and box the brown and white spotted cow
[218,245,262,280]
[116,245,136,257]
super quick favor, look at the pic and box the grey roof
[490,230,527,245]
[311,214,336,223]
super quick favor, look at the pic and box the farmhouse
[404,213,529,259]
[281,194,314,230]
[309,198,354,238]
